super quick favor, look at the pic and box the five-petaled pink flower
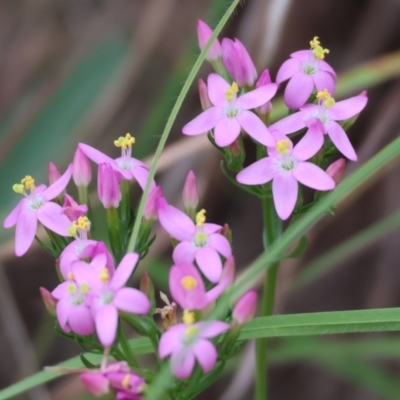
[4,165,73,256]
[182,73,277,148]
[237,131,335,220]
[156,198,232,283]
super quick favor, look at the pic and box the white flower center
[194,231,208,247]
[279,155,297,171]
[27,193,44,210]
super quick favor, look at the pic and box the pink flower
[79,134,154,190]
[221,38,257,87]
[169,257,235,310]
[98,163,121,209]
[159,320,229,379]
[73,253,150,347]
[276,37,337,109]
[237,132,335,220]
[61,194,88,221]
[4,165,73,256]
[72,147,92,187]
[271,90,367,161]
[232,290,257,324]
[197,20,221,62]
[182,73,277,148]
[156,198,232,283]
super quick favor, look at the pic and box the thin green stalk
[119,326,138,368]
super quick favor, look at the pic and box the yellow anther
[310,36,321,48]
[121,374,131,389]
[275,139,291,156]
[225,82,239,101]
[21,175,36,190]
[80,283,90,294]
[310,36,329,59]
[77,216,90,230]
[67,272,74,281]
[67,284,76,294]
[100,267,110,283]
[114,133,135,149]
[182,310,195,325]
[324,97,335,108]
[185,325,199,337]
[181,276,198,290]
[316,89,335,108]
[12,184,25,194]
[67,224,78,237]
[196,209,206,227]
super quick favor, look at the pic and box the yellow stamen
[80,283,90,294]
[21,175,36,190]
[185,325,199,337]
[181,276,198,290]
[77,216,90,230]
[196,209,206,227]
[12,184,25,194]
[316,89,335,108]
[310,36,329,60]
[100,267,110,283]
[121,374,131,389]
[225,82,239,101]
[67,284,76,294]
[67,272,74,281]
[275,139,291,156]
[182,309,195,325]
[114,133,135,149]
[67,224,78,237]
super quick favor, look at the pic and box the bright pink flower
[182,170,199,214]
[73,253,150,347]
[98,163,121,209]
[156,198,232,283]
[61,194,88,221]
[237,132,335,220]
[256,69,273,114]
[183,73,277,148]
[4,165,73,256]
[144,186,163,221]
[276,37,337,109]
[159,320,229,379]
[326,158,346,183]
[78,135,154,190]
[221,38,257,87]
[233,290,257,324]
[169,257,235,310]
[197,20,221,61]
[48,162,61,185]
[73,147,92,187]
[270,91,367,161]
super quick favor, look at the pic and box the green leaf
[283,235,308,259]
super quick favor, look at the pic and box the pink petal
[290,50,311,61]
[36,202,72,236]
[170,350,195,379]
[72,261,102,290]
[131,166,155,191]
[203,223,222,234]
[68,304,95,336]
[237,110,275,146]
[284,73,314,110]
[96,305,118,347]
[205,257,235,304]
[4,200,23,228]
[114,288,150,314]
[319,60,337,77]
[195,246,222,283]
[56,299,71,332]
[193,339,217,373]
[328,95,368,121]
[207,73,231,107]
[214,117,241,147]
[80,373,109,396]
[52,281,72,300]
[236,157,276,185]
[42,164,72,201]
[272,173,298,220]
[326,121,357,161]
[208,234,231,258]
[159,325,186,359]
[235,84,278,110]
[292,125,324,161]
[276,58,301,83]
[15,209,37,256]
[173,241,197,264]
[313,71,336,95]
[157,198,195,241]
[182,107,223,135]
[197,321,230,338]
[293,162,335,191]
[79,143,114,165]
[109,252,139,290]
[270,111,305,134]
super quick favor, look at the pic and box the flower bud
[198,79,212,110]
[197,20,221,61]
[182,170,199,218]
[98,163,121,209]
[233,290,257,325]
[48,162,61,186]
[225,136,245,172]
[221,223,232,245]
[256,69,273,115]
[144,186,163,221]
[61,194,88,221]
[221,38,257,87]
[326,158,345,183]
[73,147,92,187]
[140,271,155,299]
[39,287,57,317]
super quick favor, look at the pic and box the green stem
[120,179,131,228]
[119,325,138,368]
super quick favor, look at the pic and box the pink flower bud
[233,290,257,325]
[144,186,163,220]
[182,170,199,213]
[256,69,273,114]
[140,271,155,299]
[221,38,257,87]
[197,20,221,61]
[326,158,345,183]
[48,162,61,186]
[61,194,88,221]
[198,79,212,110]
[81,372,109,396]
[73,147,92,187]
[39,287,57,317]
[98,163,121,209]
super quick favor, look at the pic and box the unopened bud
[225,137,245,172]
[221,223,232,245]
[140,272,155,299]
[326,158,345,183]
[256,69,273,115]
[73,147,92,187]
[39,287,57,317]
[144,186,163,221]
[98,163,121,209]
[233,290,257,325]
[197,20,221,61]
[198,79,212,110]
[48,162,62,186]
[182,170,199,219]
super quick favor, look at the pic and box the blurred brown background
[1,0,400,399]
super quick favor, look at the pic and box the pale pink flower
[237,132,335,220]
[159,320,229,379]
[156,198,232,283]
[233,290,257,324]
[182,73,277,148]
[4,165,73,256]
[197,20,221,62]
